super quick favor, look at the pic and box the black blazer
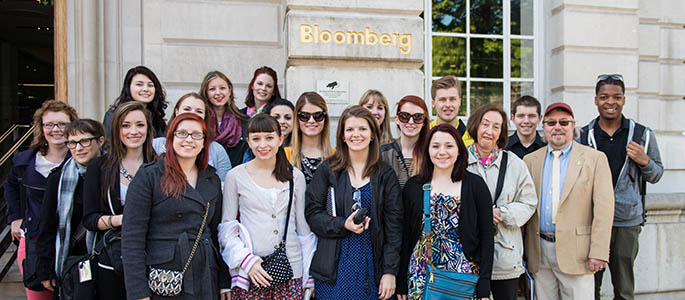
[397,173,494,298]
[82,155,124,232]
[121,158,229,300]
[305,160,402,285]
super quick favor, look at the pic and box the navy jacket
[4,148,68,238]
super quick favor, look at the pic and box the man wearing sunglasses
[429,75,474,146]
[522,102,615,300]
[506,95,546,159]
[578,74,664,300]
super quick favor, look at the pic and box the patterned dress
[407,193,475,300]
[316,182,378,299]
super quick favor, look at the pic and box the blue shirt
[539,142,573,234]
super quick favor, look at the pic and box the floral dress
[407,193,475,300]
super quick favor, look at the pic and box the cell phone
[353,207,368,224]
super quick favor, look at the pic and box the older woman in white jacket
[465,104,537,300]
[218,113,315,299]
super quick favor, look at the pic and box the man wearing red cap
[522,102,615,300]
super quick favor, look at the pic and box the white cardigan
[219,165,316,291]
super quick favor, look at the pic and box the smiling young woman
[359,89,394,145]
[242,66,282,118]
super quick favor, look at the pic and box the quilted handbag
[148,202,210,297]
[250,180,295,292]
[421,183,479,300]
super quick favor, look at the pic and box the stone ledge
[645,193,685,223]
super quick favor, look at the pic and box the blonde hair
[358,89,393,145]
[290,92,333,169]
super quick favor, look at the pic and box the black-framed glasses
[397,112,426,124]
[297,111,326,123]
[543,119,575,127]
[173,130,205,140]
[597,74,624,83]
[65,136,99,149]
[43,122,69,130]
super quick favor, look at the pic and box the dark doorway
[0,0,54,132]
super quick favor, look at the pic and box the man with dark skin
[578,74,664,300]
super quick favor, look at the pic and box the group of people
[4,66,663,300]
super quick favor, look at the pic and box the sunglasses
[543,119,575,127]
[597,74,624,83]
[397,112,426,124]
[297,111,326,123]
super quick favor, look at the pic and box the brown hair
[169,92,213,140]
[30,100,78,155]
[290,92,333,169]
[358,89,393,145]
[101,102,156,200]
[430,75,461,100]
[511,95,541,116]
[245,66,281,109]
[416,124,468,183]
[466,104,509,149]
[247,113,293,182]
[199,70,247,121]
[328,105,383,178]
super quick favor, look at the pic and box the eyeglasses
[173,130,205,140]
[596,74,624,83]
[65,137,99,149]
[397,112,426,124]
[543,119,575,127]
[297,111,326,123]
[43,122,69,130]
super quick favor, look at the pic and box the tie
[551,150,562,224]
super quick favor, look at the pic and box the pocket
[614,196,640,222]
[575,226,591,260]
[493,231,523,275]
[145,240,177,266]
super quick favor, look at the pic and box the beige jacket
[523,142,614,275]
[467,148,537,280]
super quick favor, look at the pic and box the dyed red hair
[162,113,210,198]
[396,95,430,176]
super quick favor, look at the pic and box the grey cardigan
[122,158,230,300]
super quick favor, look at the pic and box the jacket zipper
[426,285,473,299]
[430,271,477,286]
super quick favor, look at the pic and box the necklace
[120,166,134,182]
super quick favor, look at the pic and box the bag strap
[280,179,295,244]
[493,151,508,205]
[182,202,210,274]
[422,183,434,266]
[69,223,87,249]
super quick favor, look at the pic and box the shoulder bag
[250,179,295,292]
[421,183,479,300]
[148,202,210,297]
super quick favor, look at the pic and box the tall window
[425,0,538,119]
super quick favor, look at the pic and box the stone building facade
[64,0,683,298]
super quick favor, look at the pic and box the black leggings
[96,266,126,300]
[491,278,519,300]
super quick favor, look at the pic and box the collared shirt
[506,131,546,159]
[540,142,573,234]
[429,118,474,146]
[592,115,629,187]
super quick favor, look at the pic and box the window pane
[470,81,503,112]
[511,0,534,35]
[470,38,503,78]
[511,39,534,78]
[432,0,466,33]
[511,81,534,103]
[432,36,466,77]
[470,0,503,34]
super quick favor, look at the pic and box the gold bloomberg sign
[300,24,412,55]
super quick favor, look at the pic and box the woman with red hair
[241,66,282,117]
[122,113,230,300]
[380,95,430,188]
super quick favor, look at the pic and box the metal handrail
[0,124,36,167]
[0,125,18,145]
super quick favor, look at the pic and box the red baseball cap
[544,102,574,118]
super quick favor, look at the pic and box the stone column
[285,0,424,141]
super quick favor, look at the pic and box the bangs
[247,113,281,136]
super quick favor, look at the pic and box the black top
[82,156,125,232]
[36,165,87,281]
[397,173,494,298]
[506,131,546,159]
[305,160,402,286]
[593,116,629,187]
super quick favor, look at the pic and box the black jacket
[122,158,230,300]
[397,173,494,298]
[82,156,124,233]
[305,160,402,285]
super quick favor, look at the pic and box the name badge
[79,259,92,282]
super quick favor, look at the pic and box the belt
[540,232,556,242]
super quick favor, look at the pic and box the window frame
[424,0,543,122]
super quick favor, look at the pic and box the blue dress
[316,182,378,299]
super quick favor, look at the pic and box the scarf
[55,157,93,276]
[209,109,242,149]
[468,144,500,171]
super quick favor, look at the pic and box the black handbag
[59,253,97,300]
[250,179,295,292]
[22,237,47,291]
